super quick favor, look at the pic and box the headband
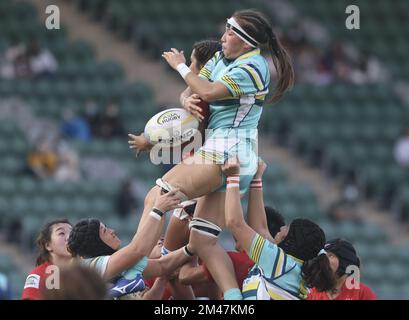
[226,17,259,48]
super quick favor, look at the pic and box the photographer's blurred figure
[41,264,108,300]
[394,128,409,168]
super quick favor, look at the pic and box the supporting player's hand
[254,157,267,179]
[221,156,240,176]
[183,94,204,122]
[128,133,153,152]
[154,188,183,213]
[162,48,186,70]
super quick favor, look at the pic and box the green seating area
[0,0,160,267]
[76,0,271,58]
[261,83,409,217]
[290,0,409,80]
[0,254,25,299]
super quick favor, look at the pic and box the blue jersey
[242,234,310,300]
[199,48,270,135]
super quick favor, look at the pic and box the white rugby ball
[144,108,199,147]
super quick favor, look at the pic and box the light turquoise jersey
[197,49,270,194]
[199,48,270,135]
[242,234,310,300]
[81,256,148,279]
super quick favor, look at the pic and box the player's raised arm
[104,189,182,279]
[222,157,256,253]
[246,158,275,243]
[162,48,230,102]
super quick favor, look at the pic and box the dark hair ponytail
[266,28,295,103]
[301,254,336,292]
[36,218,71,266]
[233,9,295,104]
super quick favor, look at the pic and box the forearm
[184,73,213,100]
[183,72,224,102]
[180,87,192,106]
[158,248,191,276]
[131,210,166,257]
[247,183,274,242]
[225,176,256,253]
[225,185,246,230]
[179,263,209,285]
[142,278,167,300]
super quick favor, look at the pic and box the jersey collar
[236,48,261,62]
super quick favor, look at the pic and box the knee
[189,231,217,255]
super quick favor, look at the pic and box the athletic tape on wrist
[227,175,240,189]
[250,178,262,189]
[149,207,164,221]
[176,63,191,79]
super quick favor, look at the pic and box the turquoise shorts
[196,128,258,194]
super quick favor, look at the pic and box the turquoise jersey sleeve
[249,234,288,279]
[218,63,267,97]
[81,255,110,277]
[199,51,221,80]
[122,256,149,280]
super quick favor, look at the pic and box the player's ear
[45,241,53,252]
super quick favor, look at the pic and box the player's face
[99,223,122,250]
[221,27,250,60]
[149,237,164,259]
[48,223,72,258]
[189,49,201,75]
[327,252,340,274]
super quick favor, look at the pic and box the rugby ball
[144,108,199,147]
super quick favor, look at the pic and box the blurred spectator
[0,43,31,79]
[84,98,102,137]
[82,158,127,180]
[327,199,361,224]
[25,139,59,179]
[41,264,108,300]
[116,179,140,219]
[26,40,58,79]
[61,109,91,141]
[5,215,23,244]
[54,143,81,182]
[96,102,124,138]
[394,128,409,167]
[0,272,12,300]
[0,41,58,79]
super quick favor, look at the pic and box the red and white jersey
[22,261,51,300]
[307,282,377,300]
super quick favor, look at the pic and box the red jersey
[307,282,377,300]
[202,251,254,287]
[22,261,50,300]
